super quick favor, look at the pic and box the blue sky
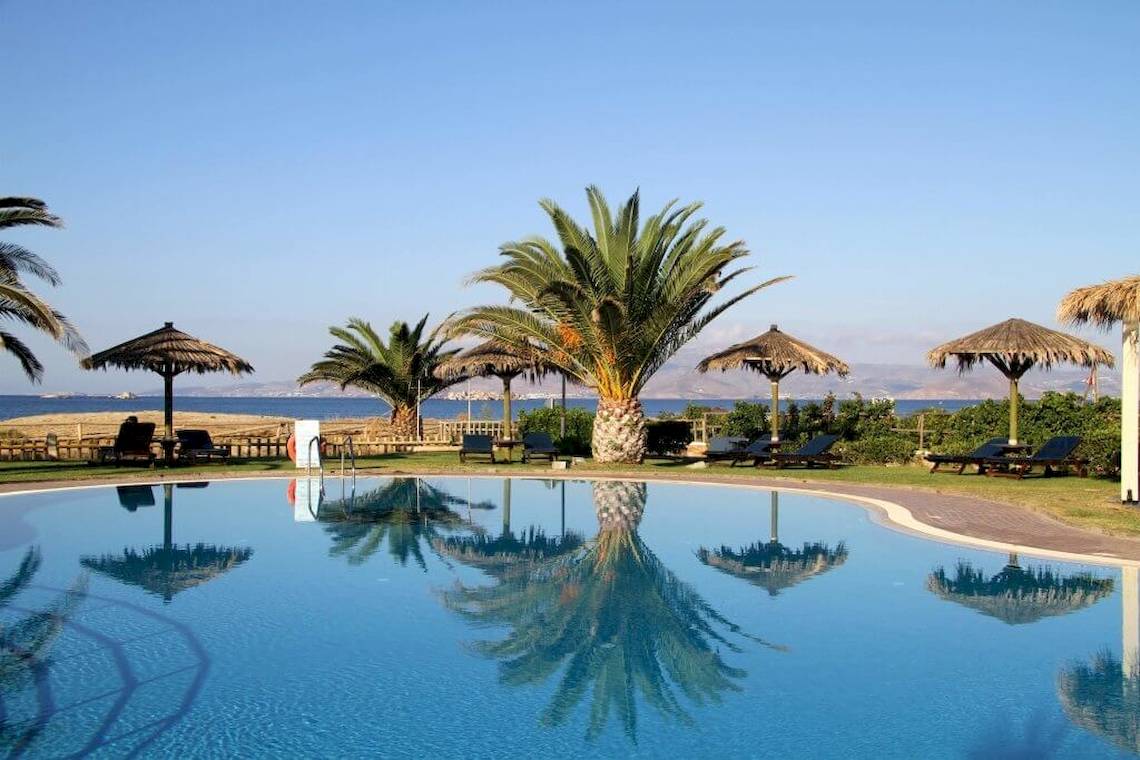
[2,1,1137,392]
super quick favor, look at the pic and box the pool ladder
[340,436,357,494]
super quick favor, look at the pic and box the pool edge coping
[2,471,1136,569]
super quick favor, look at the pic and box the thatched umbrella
[927,318,1114,445]
[696,492,848,595]
[1059,275,1140,503]
[81,483,253,603]
[83,322,254,463]
[435,340,549,437]
[926,555,1113,625]
[697,324,849,442]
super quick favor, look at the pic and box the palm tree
[1,196,87,381]
[450,186,786,463]
[299,315,460,439]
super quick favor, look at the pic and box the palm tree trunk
[592,398,647,463]
[391,405,417,440]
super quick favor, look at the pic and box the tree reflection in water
[442,480,777,741]
[1,548,87,755]
[319,478,493,570]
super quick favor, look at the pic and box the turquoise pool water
[0,476,1136,758]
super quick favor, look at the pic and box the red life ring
[287,434,297,463]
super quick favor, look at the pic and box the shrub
[517,407,594,456]
[723,401,769,440]
[838,434,915,465]
[645,420,693,456]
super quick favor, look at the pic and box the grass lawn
[0,452,1132,538]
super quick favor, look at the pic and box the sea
[0,395,980,422]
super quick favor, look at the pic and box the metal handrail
[340,435,356,488]
[306,436,324,491]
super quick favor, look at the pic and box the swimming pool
[0,476,1136,758]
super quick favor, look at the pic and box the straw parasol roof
[81,544,253,603]
[83,322,253,376]
[926,560,1113,626]
[697,324,850,379]
[1058,275,1140,328]
[1058,651,1140,754]
[927,318,1113,374]
[434,339,549,382]
[696,540,848,596]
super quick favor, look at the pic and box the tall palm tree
[451,186,786,463]
[1,196,87,381]
[299,315,460,439]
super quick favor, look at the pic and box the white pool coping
[2,472,1136,570]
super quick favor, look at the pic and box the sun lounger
[709,436,775,467]
[176,429,231,464]
[522,432,560,463]
[925,437,1008,474]
[981,436,1087,479]
[704,437,749,463]
[100,421,156,466]
[459,434,497,464]
[770,434,841,469]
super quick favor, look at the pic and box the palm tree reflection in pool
[696,492,848,596]
[318,478,493,570]
[442,480,775,741]
[1,548,86,754]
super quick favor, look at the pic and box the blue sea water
[0,395,978,422]
[0,477,1133,758]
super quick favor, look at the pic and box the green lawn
[0,453,1132,538]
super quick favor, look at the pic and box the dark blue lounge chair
[522,432,560,463]
[982,436,1087,479]
[704,437,749,463]
[459,434,496,464]
[771,434,842,469]
[925,437,1008,474]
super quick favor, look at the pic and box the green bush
[837,434,915,465]
[517,407,594,456]
[723,401,769,440]
[645,420,693,456]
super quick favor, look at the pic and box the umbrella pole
[1123,320,1139,504]
[769,491,779,543]
[502,375,512,439]
[770,378,780,442]
[502,478,511,535]
[163,368,175,465]
[163,483,173,550]
[1008,375,1020,445]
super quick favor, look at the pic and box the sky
[1,1,1137,393]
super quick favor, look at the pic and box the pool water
[0,476,1136,758]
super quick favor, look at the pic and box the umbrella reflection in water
[81,483,253,603]
[696,491,848,596]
